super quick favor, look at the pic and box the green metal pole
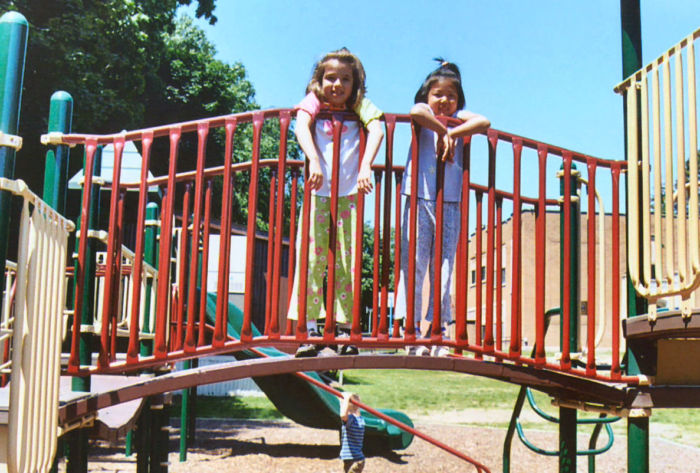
[141,202,159,356]
[0,11,27,296]
[620,1,649,473]
[42,91,73,212]
[67,147,102,473]
[179,364,191,462]
[41,90,75,467]
[136,202,163,470]
[136,398,152,473]
[559,163,579,473]
[72,146,102,392]
[151,403,169,473]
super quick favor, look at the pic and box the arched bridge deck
[59,353,670,428]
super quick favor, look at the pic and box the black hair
[414,58,466,110]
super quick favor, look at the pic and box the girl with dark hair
[395,59,490,356]
[288,49,384,356]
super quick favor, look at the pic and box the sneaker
[340,345,359,356]
[318,347,340,357]
[295,344,320,357]
[414,346,430,357]
[430,346,450,357]
[295,330,322,358]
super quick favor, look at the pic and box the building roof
[68,140,158,192]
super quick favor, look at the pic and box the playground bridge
[0,7,697,472]
[53,111,630,381]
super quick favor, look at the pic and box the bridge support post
[67,139,102,473]
[559,157,580,472]
[620,1,649,472]
[136,398,152,473]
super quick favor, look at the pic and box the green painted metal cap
[0,11,28,26]
[50,90,73,103]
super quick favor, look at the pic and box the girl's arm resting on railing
[294,110,324,191]
[358,119,384,194]
[410,103,455,162]
[448,110,491,140]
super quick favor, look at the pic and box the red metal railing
[55,108,634,384]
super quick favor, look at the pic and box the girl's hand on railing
[307,158,324,191]
[440,132,456,162]
[357,161,374,194]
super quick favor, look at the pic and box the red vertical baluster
[214,118,236,347]
[286,167,299,336]
[295,151,312,341]
[242,112,264,341]
[561,152,573,370]
[534,144,548,366]
[371,170,382,338]
[611,163,622,379]
[455,137,472,348]
[475,191,483,352]
[392,169,404,338]
[98,135,125,368]
[186,122,209,352]
[324,116,344,341]
[586,159,597,376]
[432,119,445,343]
[69,139,97,372]
[484,130,498,353]
[198,180,213,347]
[175,185,191,352]
[405,122,420,341]
[154,127,181,358]
[496,197,503,353]
[127,131,153,364]
[378,115,396,340]
[110,189,125,362]
[264,169,277,335]
[510,139,523,359]
[270,111,291,339]
[351,125,367,341]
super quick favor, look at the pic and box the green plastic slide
[205,293,414,451]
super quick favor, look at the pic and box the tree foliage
[0,0,299,230]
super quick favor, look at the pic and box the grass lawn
[173,369,700,447]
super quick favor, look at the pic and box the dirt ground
[78,417,700,473]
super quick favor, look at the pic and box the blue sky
[180,1,699,223]
[183,1,698,161]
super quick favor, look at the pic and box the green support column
[136,398,152,473]
[136,202,165,471]
[620,1,649,472]
[151,403,169,473]
[66,147,102,473]
[179,365,191,462]
[559,163,580,473]
[0,11,28,295]
[72,146,102,392]
[42,91,73,212]
[141,202,159,356]
[43,91,73,471]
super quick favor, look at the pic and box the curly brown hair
[306,48,366,110]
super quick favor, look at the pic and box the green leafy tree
[0,0,215,191]
[0,1,300,231]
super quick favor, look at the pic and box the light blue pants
[394,197,460,326]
